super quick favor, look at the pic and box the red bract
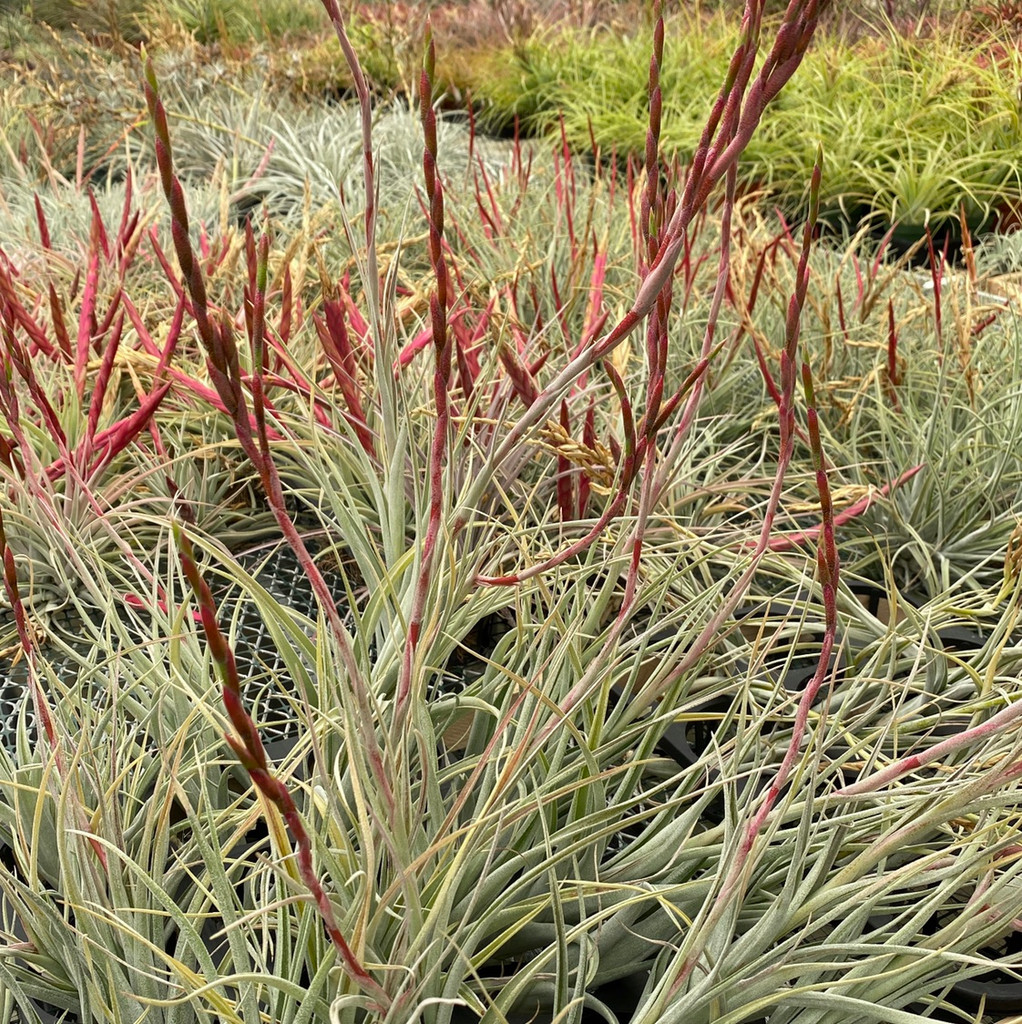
[146,31,394,1004]
[0,178,179,497]
[176,528,389,1012]
[311,297,376,456]
[395,18,454,718]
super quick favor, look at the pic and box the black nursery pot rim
[948,974,1022,1014]
[872,910,1022,1015]
[850,579,990,652]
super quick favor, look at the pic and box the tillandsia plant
[0,158,288,626]
[6,1,1022,1024]
[470,3,1022,243]
[135,0,848,1019]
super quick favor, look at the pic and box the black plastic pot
[851,580,991,653]
[447,971,770,1024]
[869,905,1022,1017]
[930,907,1022,1014]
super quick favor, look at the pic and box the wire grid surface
[0,543,350,755]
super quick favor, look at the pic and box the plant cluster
[460,5,1022,242]
[0,2,1022,1024]
[10,0,1020,249]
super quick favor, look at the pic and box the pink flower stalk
[665,146,834,1001]
[32,195,51,251]
[636,0,671,428]
[176,530,389,1010]
[74,209,103,401]
[311,298,376,456]
[639,3,666,275]
[755,463,924,552]
[577,247,610,355]
[143,48,394,821]
[46,282,72,361]
[926,227,948,352]
[0,504,108,872]
[472,0,827,582]
[498,334,540,407]
[835,698,1022,799]
[395,19,454,717]
[886,297,901,409]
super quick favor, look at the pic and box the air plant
[136,0,839,1018]
[2,2,1022,1024]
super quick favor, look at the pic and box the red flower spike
[33,195,51,250]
